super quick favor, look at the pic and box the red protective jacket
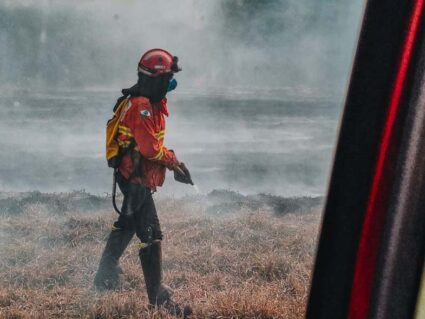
[117,96,179,190]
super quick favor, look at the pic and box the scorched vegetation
[0,191,321,318]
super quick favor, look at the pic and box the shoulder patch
[140,109,151,117]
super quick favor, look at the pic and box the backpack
[105,96,131,168]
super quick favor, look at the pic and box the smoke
[0,0,364,196]
[0,3,362,312]
[0,0,363,95]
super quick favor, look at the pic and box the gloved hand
[173,162,194,185]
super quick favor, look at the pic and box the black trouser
[94,172,162,289]
[114,172,163,243]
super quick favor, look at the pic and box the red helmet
[137,48,181,77]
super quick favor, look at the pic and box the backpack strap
[113,95,128,112]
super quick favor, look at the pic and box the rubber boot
[139,241,192,317]
[94,227,134,291]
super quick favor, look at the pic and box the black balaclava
[122,73,172,103]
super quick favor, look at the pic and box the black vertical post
[306,1,424,318]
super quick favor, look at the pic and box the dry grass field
[0,191,322,319]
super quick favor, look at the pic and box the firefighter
[94,48,193,317]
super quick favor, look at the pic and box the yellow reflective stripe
[118,125,131,133]
[153,148,164,160]
[118,125,133,137]
[119,132,134,138]
[149,146,164,161]
[118,140,131,148]
[155,130,165,140]
[118,131,133,137]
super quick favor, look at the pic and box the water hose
[112,169,121,215]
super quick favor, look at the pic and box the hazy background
[0,0,364,196]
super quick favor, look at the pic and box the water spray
[193,184,200,194]
[175,166,199,193]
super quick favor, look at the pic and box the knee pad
[138,225,164,249]
[138,225,154,245]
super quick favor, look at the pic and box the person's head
[137,48,181,103]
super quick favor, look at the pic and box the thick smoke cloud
[0,0,364,196]
[0,0,363,96]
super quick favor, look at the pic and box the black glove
[173,162,194,185]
